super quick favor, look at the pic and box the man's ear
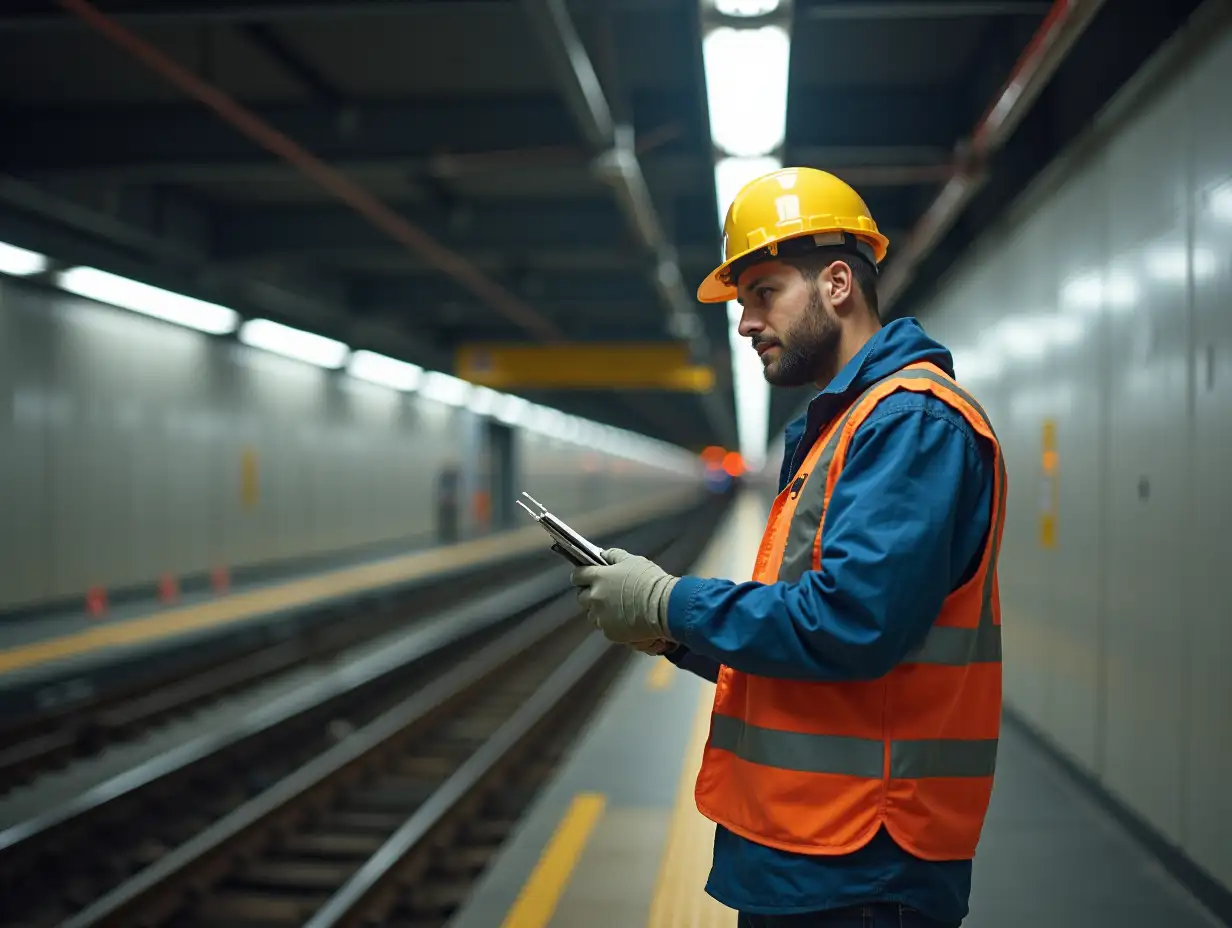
[823,260,856,315]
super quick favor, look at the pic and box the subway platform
[0,494,698,835]
[448,493,1224,928]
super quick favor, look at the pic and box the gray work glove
[630,638,673,656]
[569,548,680,645]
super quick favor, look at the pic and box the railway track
[0,550,542,796]
[0,496,726,928]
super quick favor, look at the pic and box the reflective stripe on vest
[710,715,1000,779]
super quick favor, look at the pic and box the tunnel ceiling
[0,0,1201,453]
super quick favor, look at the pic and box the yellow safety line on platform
[647,657,675,691]
[501,792,607,928]
[646,681,736,928]
[644,489,764,927]
[0,491,696,677]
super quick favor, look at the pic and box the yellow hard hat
[697,166,890,304]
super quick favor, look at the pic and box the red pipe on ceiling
[56,0,566,343]
[878,0,1105,311]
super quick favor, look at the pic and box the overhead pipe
[878,0,1106,312]
[56,0,566,342]
[519,0,735,448]
[520,0,708,347]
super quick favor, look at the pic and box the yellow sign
[240,446,259,511]
[456,342,715,392]
[1039,419,1057,549]
[1039,511,1056,549]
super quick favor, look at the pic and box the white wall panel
[0,289,54,604]
[1185,14,1232,890]
[0,279,701,611]
[1043,165,1107,774]
[1102,65,1190,845]
[917,4,1232,893]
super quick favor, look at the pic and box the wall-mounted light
[59,266,240,335]
[418,371,473,408]
[238,318,349,368]
[468,385,503,417]
[1208,181,1232,223]
[950,349,1004,383]
[1145,245,1218,283]
[0,241,50,277]
[347,350,423,391]
[1060,270,1139,315]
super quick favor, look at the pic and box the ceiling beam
[0,0,743,29]
[1,87,955,174]
[241,22,342,102]
[519,0,715,351]
[209,197,724,262]
[54,0,568,342]
[786,87,966,150]
[797,1,1050,19]
[0,98,578,172]
[0,175,448,370]
[0,2,491,29]
[266,244,723,276]
[0,0,1053,30]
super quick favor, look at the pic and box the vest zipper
[789,474,807,499]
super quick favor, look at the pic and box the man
[570,167,1005,928]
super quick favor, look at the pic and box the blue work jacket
[663,317,994,922]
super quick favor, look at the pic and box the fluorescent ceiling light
[715,157,780,474]
[59,266,240,335]
[347,350,423,391]
[703,25,791,158]
[418,371,473,407]
[728,299,770,472]
[714,156,784,228]
[468,386,503,416]
[528,405,565,436]
[494,393,530,426]
[561,416,583,444]
[239,318,348,368]
[0,241,49,277]
[712,0,782,14]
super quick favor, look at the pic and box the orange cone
[85,586,107,618]
[158,573,179,604]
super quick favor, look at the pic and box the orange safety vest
[694,361,1007,861]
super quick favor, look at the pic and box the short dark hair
[781,249,881,319]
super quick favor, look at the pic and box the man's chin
[762,361,811,389]
[762,365,791,387]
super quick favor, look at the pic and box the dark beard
[762,283,840,387]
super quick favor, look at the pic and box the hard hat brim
[696,230,890,305]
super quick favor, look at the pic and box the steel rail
[49,495,726,927]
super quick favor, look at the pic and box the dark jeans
[738,903,960,927]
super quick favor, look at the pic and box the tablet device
[517,492,609,567]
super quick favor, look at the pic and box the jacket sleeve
[664,394,992,682]
[662,644,722,683]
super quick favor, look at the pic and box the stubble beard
[762,284,841,388]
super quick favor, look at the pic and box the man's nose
[737,310,764,339]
